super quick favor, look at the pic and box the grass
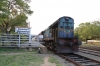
[0,48,44,66]
[0,48,37,53]
[0,48,64,66]
[0,54,43,66]
[49,57,62,66]
[81,43,94,47]
[81,43,100,47]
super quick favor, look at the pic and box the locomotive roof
[49,16,73,28]
[42,16,73,32]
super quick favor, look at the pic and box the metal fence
[0,34,31,47]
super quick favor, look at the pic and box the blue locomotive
[41,16,81,53]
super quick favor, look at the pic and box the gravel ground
[38,54,75,66]
[40,52,100,66]
[76,52,100,61]
[39,48,100,66]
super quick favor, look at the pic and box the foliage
[75,21,100,41]
[0,0,33,34]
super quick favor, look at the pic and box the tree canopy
[0,0,33,34]
[74,21,100,41]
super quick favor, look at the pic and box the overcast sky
[28,0,100,35]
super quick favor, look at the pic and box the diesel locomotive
[41,16,82,53]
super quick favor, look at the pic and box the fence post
[18,34,20,47]
[28,28,31,46]
[29,34,31,46]
[1,34,4,46]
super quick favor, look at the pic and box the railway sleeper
[82,63,100,66]
[75,60,91,63]
[70,57,80,59]
[74,59,90,62]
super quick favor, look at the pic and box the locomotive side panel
[43,29,53,41]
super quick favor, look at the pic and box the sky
[28,0,100,35]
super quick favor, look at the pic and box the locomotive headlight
[65,18,69,21]
[66,18,69,19]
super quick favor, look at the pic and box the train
[40,16,82,53]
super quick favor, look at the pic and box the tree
[74,21,100,41]
[91,21,100,39]
[0,0,33,34]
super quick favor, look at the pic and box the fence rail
[0,34,31,47]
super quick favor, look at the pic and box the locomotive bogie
[56,45,79,53]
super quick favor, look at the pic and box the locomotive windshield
[60,19,74,31]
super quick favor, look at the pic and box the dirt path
[41,57,56,66]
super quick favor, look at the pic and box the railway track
[47,46,100,66]
[80,46,100,51]
[79,48,100,57]
[59,53,100,66]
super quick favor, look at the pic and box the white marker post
[29,28,31,46]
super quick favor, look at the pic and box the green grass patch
[0,48,43,66]
[49,57,62,66]
[0,54,43,66]
[81,43,100,47]
[0,48,37,53]
[81,43,93,47]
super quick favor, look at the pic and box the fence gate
[0,34,31,47]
